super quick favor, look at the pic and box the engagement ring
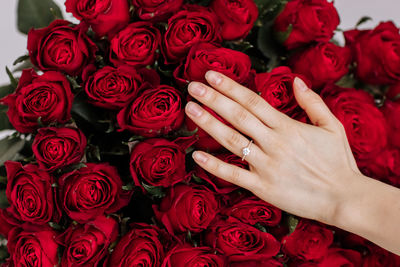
[241,140,253,161]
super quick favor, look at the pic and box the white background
[0,0,400,85]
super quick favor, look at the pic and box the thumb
[293,77,337,129]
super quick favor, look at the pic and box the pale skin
[185,70,400,256]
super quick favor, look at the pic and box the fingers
[293,77,339,131]
[204,70,291,129]
[192,150,260,191]
[187,81,274,146]
[185,101,267,167]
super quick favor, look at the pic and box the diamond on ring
[241,140,253,161]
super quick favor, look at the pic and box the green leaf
[0,190,8,209]
[122,183,135,191]
[17,0,64,34]
[5,67,18,89]
[71,93,105,131]
[356,16,372,27]
[13,55,30,66]
[0,136,25,166]
[48,221,62,230]
[254,223,268,233]
[274,24,292,44]
[257,23,282,70]
[287,215,299,234]
[141,182,165,198]
[0,84,14,99]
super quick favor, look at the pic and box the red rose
[282,219,334,261]
[362,245,400,267]
[230,258,283,267]
[83,65,160,109]
[65,0,130,37]
[117,85,184,137]
[153,184,219,234]
[174,42,254,88]
[0,69,73,133]
[289,42,351,89]
[161,5,222,64]
[194,152,246,193]
[344,22,400,85]
[358,147,400,183]
[3,161,61,227]
[274,0,339,49]
[298,248,362,267]
[205,217,280,262]
[162,244,227,267]
[255,66,308,118]
[130,137,195,188]
[7,227,59,267]
[386,83,400,100]
[110,22,161,67]
[0,210,13,239]
[222,195,282,227]
[381,100,400,149]
[32,127,87,172]
[321,85,387,161]
[107,223,166,266]
[185,103,230,152]
[210,0,258,40]
[27,20,97,76]
[132,0,183,21]
[59,163,131,223]
[58,216,118,266]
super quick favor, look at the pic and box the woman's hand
[185,70,362,225]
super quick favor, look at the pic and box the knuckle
[230,168,242,184]
[234,108,249,124]
[226,130,243,148]
[246,93,262,107]
[206,90,218,105]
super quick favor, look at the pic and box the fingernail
[188,82,206,96]
[294,77,308,92]
[186,102,203,117]
[193,151,208,163]
[205,70,222,86]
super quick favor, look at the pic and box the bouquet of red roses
[0,0,399,265]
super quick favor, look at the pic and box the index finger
[204,70,290,129]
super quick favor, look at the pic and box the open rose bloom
[0,0,399,265]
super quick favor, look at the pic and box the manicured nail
[186,102,203,117]
[188,82,206,96]
[294,77,308,92]
[193,151,208,163]
[205,70,222,86]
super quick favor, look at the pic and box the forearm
[334,173,400,255]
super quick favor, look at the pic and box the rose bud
[344,21,400,85]
[130,137,196,188]
[0,69,73,133]
[222,195,282,227]
[194,152,246,193]
[107,223,166,266]
[32,127,87,172]
[110,21,161,68]
[255,66,309,119]
[161,4,222,64]
[210,0,258,40]
[65,0,130,38]
[7,227,59,267]
[282,219,334,261]
[57,216,119,266]
[83,65,160,109]
[381,100,400,149]
[204,217,280,262]
[274,0,340,49]
[321,84,387,161]
[132,0,183,21]
[162,244,228,267]
[3,161,61,227]
[27,20,97,76]
[296,248,362,267]
[153,184,219,234]
[117,85,184,137]
[174,42,255,88]
[289,42,351,89]
[59,163,131,223]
